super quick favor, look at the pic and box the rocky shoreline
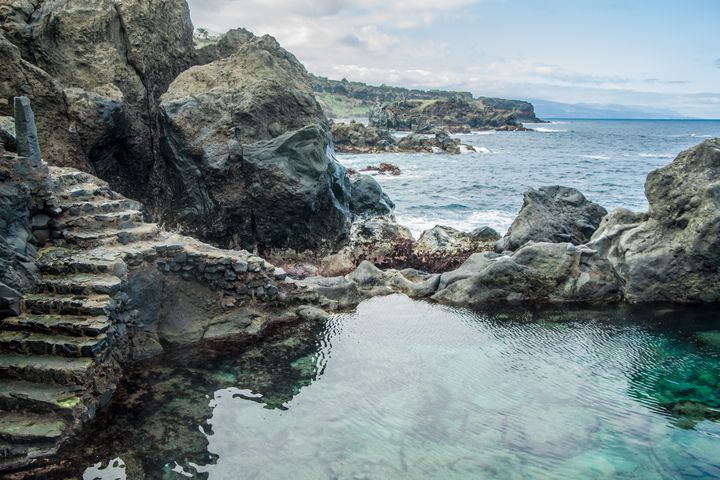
[0,0,719,474]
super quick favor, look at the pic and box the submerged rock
[589,139,720,303]
[496,186,607,252]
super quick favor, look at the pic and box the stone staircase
[0,166,299,470]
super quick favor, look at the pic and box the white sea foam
[535,128,567,133]
[638,153,674,158]
[470,130,497,135]
[396,210,515,239]
[473,146,493,154]
[459,145,477,154]
[580,155,611,160]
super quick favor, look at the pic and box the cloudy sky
[187,0,720,118]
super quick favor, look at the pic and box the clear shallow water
[338,120,720,236]
[47,296,720,479]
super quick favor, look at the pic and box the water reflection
[25,296,720,479]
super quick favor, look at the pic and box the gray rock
[195,27,256,65]
[471,226,501,241]
[0,116,16,152]
[0,282,22,319]
[349,174,394,218]
[14,96,41,167]
[0,0,195,200]
[588,139,720,302]
[159,35,348,252]
[433,242,622,306]
[497,186,607,252]
[413,225,496,272]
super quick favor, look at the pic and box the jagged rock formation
[1,3,371,255]
[0,0,195,200]
[589,139,720,303]
[369,97,528,133]
[496,186,607,252]
[331,121,475,154]
[413,225,500,272]
[158,34,355,252]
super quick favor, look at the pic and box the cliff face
[0,0,195,202]
[0,3,374,253]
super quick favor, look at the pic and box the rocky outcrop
[349,174,394,218]
[0,0,196,199]
[0,98,57,297]
[331,122,395,153]
[496,186,607,252]
[331,121,474,154]
[369,97,528,132]
[431,243,622,306]
[194,27,256,65]
[413,225,499,272]
[159,35,354,252]
[320,216,415,275]
[588,139,720,303]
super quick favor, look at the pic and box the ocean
[337,119,720,237]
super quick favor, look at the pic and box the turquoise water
[47,296,720,479]
[338,120,720,236]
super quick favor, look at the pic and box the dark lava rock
[496,186,607,252]
[349,174,394,218]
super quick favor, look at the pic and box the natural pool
[46,295,720,479]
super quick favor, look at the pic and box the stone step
[0,331,109,358]
[57,198,144,216]
[21,293,111,316]
[38,253,127,277]
[53,209,144,231]
[50,167,105,189]
[0,380,82,415]
[2,314,110,337]
[55,182,116,202]
[62,223,160,247]
[0,412,67,444]
[39,273,123,296]
[0,354,93,385]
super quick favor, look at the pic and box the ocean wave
[535,128,567,133]
[409,203,472,211]
[638,153,675,158]
[470,131,497,135]
[473,146,493,154]
[396,210,515,239]
[580,155,611,160]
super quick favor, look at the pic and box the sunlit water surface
[42,295,720,479]
[338,120,720,236]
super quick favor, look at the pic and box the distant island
[528,98,690,120]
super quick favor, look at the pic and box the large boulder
[0,0,195,199]
[349,174,394,218]
[413,225,499,272]
[497,186,607,252]
[320,216,415,275]
[161,123,351,252]
[589,139,720,303]
[432,242,622,307]
[159,34,351,252]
